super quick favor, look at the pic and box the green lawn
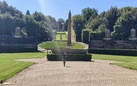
[39,41,84,49]
[92,54,137,70]
[0,52,46,83]
[72,42,84,49]
[55,32,67,41]
[56,32,66,34]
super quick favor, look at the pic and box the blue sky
[1,0,137,20]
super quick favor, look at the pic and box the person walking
[62,52,67,67]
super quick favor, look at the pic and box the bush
[88,48,137,56]
[47,54,92,61]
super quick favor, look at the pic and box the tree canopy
[0,1,59,42]
[72,6,137,42]
[1,1,137,43]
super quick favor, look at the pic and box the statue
[105,29,111,38]
[129,28,137,40]
[104,29,112,40]
[15,27,21,38]
[130,28,136,38]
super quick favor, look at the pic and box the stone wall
[89,40,137,49]
[0,36,37,52]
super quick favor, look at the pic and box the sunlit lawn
[39,41,84,49]
[2,49,136,84]
[92,54,137,70]
[55,32,67,41]
[0,52,46,83]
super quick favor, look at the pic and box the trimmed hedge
[88,48,137,56]
[51,48,87,54]
[90,32,104,40]
[82,29,90,44]
[47,54,92,61]
[0,45,38,53]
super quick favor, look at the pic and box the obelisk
[67,10,72,47]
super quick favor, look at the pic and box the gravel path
[1,58,137,86]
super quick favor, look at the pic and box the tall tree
[63,19,68,31]
[33,11,45,22]
[112,7,137,39]
[26,10,30,15]
[45,16,57,30]
[105,6,120,32]
[0,12,15,35]
[82,7,98,23]
[57,18,65,31]
[72,15,84,41]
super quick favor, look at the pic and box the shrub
[47,54,92,61]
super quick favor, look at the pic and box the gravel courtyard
[1,58,137,86]
[1,34,136,86]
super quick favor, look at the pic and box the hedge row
[82,29,90,44]
[51,48,87,54]
[88,48,137,56]
[0,46,38,53]
[47,54,92,61]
